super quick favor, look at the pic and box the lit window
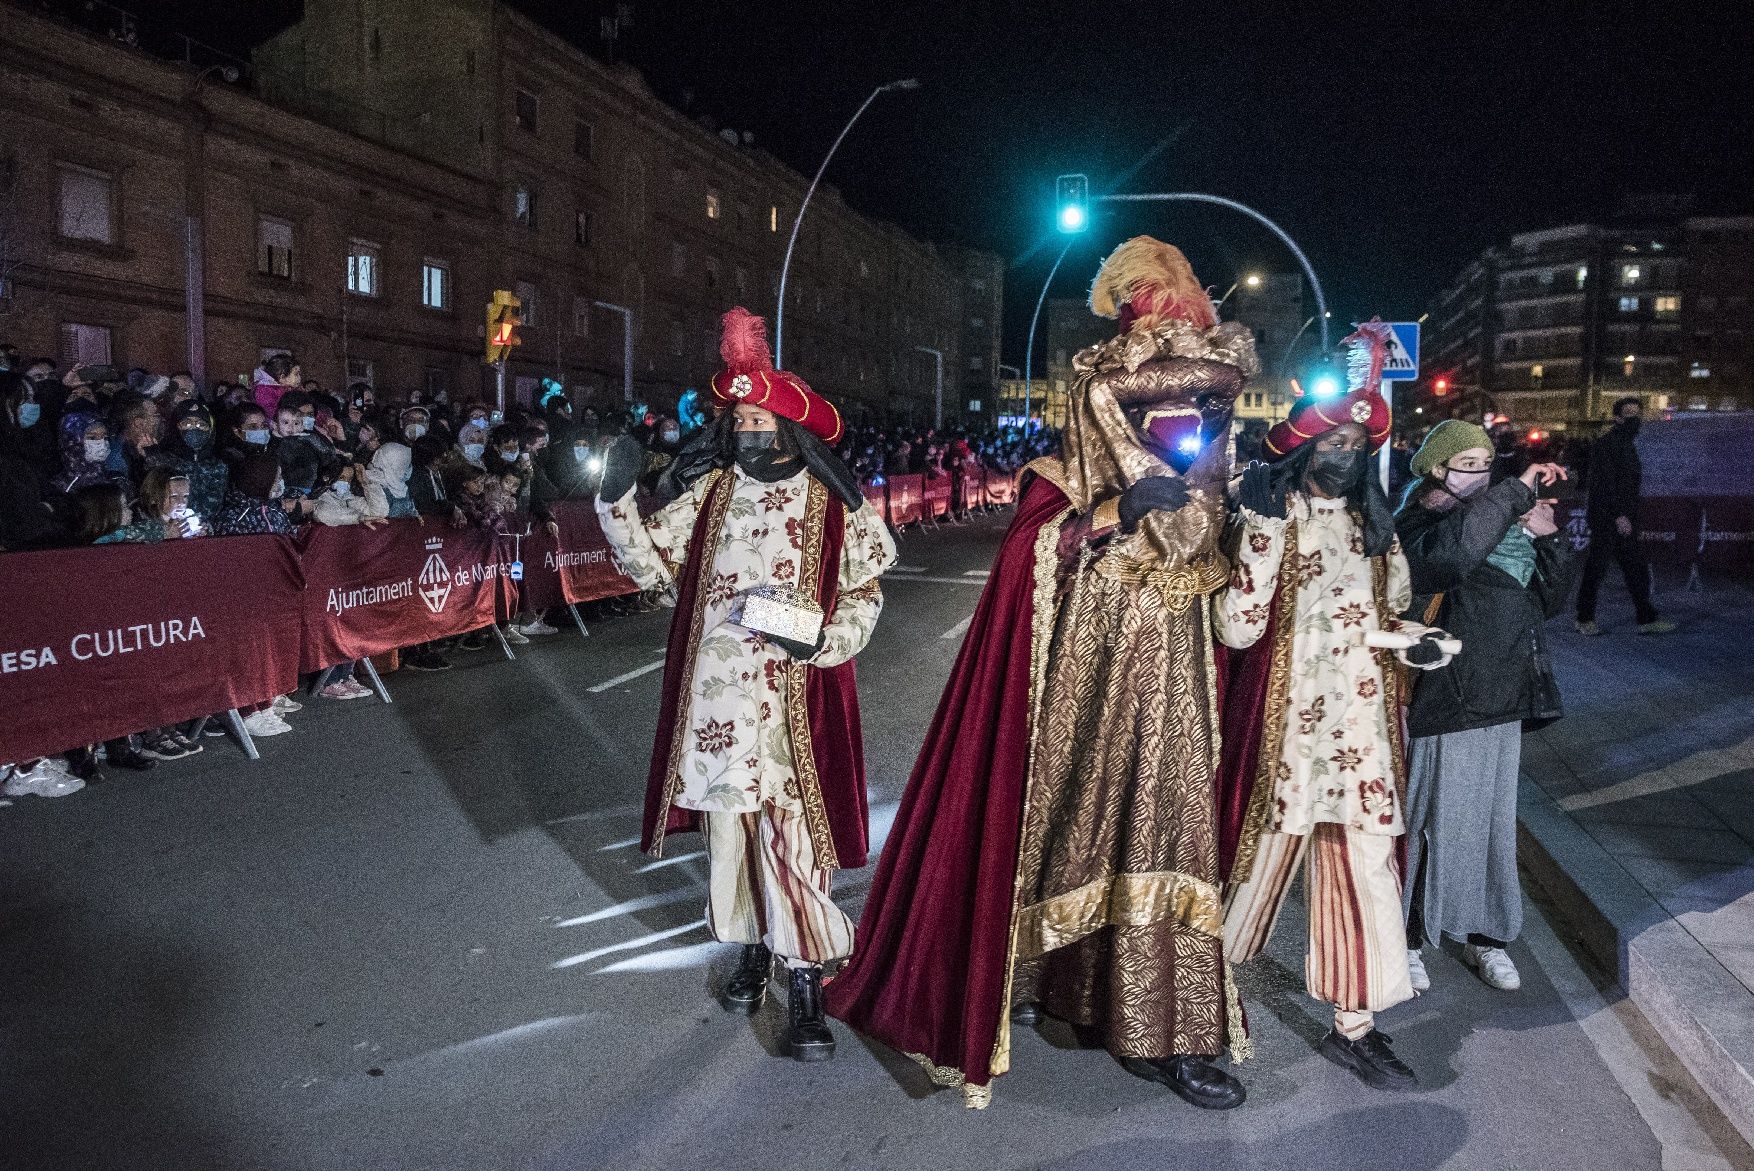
[421,260,449,309]
[514,280,537,327]
[1531,363,1544,379]
[572,294,590,338]
[515,89,538,133]
[347,239,380,296]
[769,205,778,232]
[256,216,293,279]
[514,185,538,230]
[1575,265,1588,289]
[1654,295,1680,317]
[1618,296,1639,312]
[1619,263,1641,286]
[57,164,114,243]
[706,189,721,219]
[1622,354,1637,377]
[574,209,592,248]
[1690,362,1711,379]
[58,322,112,366]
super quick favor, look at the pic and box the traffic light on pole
[1432,375,1450,397]
[1055,173,1089,234]
[485,290,523,364]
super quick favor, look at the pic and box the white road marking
[553,888,701,928]
[940,616,973,641]
[551,918,708,969]
[587,658,666,693]
[963,569,990,577]
[596,835,643,852]
[1558,732,1754,812]
[596,940,727,974]
[891,565,928,574]
[636,850,707,873]
[884,575,988,587]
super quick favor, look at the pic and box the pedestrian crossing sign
[1382,322,1420,380]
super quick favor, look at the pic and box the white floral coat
[597,467,896,814]
[1215,496,1415,837]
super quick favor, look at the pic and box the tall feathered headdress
[1088,236,1218,334]
[707,307,844,444]
[1263,316,1394,459]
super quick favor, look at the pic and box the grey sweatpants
[1403,721,1524,946]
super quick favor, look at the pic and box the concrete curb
[1517,777,1754,1147]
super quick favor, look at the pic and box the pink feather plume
[719,307,774,371]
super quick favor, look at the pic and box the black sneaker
[1121,1055,1247,1111]
[140,730,191,761]
[404,650,454,672]
[1317,1028,1418,1091]
[106,744,158,771]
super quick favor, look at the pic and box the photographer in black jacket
[1395,420,1579,996]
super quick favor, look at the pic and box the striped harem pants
[704,803,855,969]
[1222,822,1413,1040]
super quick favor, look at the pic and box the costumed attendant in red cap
[595,308,895,1062]
[1215,318,1456,1091]
[828,237,1255,1110]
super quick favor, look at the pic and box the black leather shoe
[718,944,771,1014]
[784,965,836,1062]
[1121,1055,1247,1110]
[106,745,157,772]
[1010,1001,1043,1027]
[1318,1028,1418,1090]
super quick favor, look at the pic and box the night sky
[116,0,1752,360]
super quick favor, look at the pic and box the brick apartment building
[0,0,1002,423]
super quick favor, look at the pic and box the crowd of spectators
[0,346,1050,799]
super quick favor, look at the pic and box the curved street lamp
[774,78,920,368]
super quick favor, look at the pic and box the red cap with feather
[707,307,844,444]
[1263,318,1394,459]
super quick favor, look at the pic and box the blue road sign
[1382,322,1420,380]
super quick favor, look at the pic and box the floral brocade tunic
[597,466,896,814]
[1215,495,1413,837]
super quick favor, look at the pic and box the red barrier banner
[299,520,512,672]
[955,460,985,511]
[518,500,640,611]
[889,474,925,527]
[984,469,1017,505]
[1566,499,1754,577]
[863,481,888,524]
[0,536,304,762]
[923,475,952,519]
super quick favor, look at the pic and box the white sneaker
[273,694,304,714]
[1406,948,1430,993]
[1462,943,1521,991]
[500,624,530,645]
[3,760,86,798]
[242,709,293,737]
[516,618,559,637]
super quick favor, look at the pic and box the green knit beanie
[1410,419,1492,479]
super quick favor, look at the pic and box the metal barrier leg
[569,603,590,638]
[494,624,517,661]
[359,657,393,704]
[225,708,260,761]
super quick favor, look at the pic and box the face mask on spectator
[573,445,590,462]
[1440,465,1491,499]
[17,402,40,428]
[301,415,317,432]
[184,426,212,448]
[332,480,351,497]
[660,427,680,444]
[499,448,519,463]
[463,442,486,462]
[84,438,110,463]
[405,423,428,441]
[244,427,270,446]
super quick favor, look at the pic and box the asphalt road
[2,508,1748,1171]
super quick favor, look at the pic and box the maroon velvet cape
[638,472,871,869]
[825,474,1070,1087]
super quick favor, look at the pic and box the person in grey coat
[1394,421,1579,993]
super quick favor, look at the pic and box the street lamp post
[774,78,920,368]
[1022,238,1076,426]
[1216,271,1262,308]
[593,301,634,403]
[915,345,943,429]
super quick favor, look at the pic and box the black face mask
[1619,416,1642,437]
[734,429,795,481]
[1307,449,1365,497]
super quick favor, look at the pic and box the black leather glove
[770,629,827,663]
[597,435,645,503]
[1403,631,1447,666]
[1238,461,1286,520]
[1117,476,1192,533]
